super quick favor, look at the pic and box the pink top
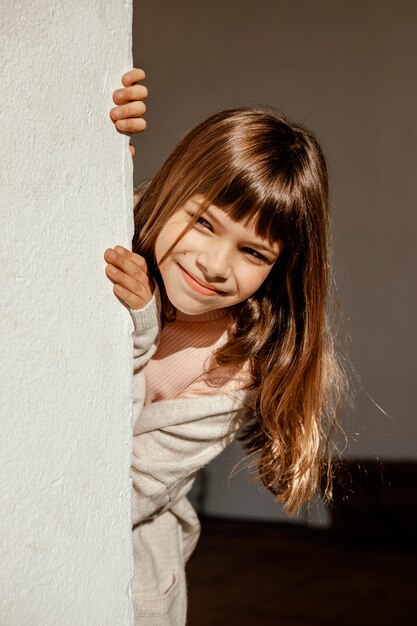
[144,308,251,405]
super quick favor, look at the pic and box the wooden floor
[186,517,417,626]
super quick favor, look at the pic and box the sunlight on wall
[0,2,134,623]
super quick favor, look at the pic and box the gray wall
[132,0,416,520]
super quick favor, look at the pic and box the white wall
[0,2,134,623]
[133,0,417,521]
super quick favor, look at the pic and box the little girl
[105,69,345,625]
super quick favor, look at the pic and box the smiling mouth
[178,265,224,296]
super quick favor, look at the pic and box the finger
[113,247,148,272]
[105,249,154,301]
[113,84,148,104]
[107,265,151,309]
[121,68,146,87]
[129,144,135,157]
[115,118,147,133]
[110,100,146,121]
[105,247,148,277]
[113,283,148,310]
[105,264,147,295]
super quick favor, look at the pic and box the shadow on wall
[194,459,417,546]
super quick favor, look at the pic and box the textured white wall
[0,2,134,624]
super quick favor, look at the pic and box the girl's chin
[167,293,225,316]
[172,302,220,315]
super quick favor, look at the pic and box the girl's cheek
[244,264,273,294]
[173,229,199,253]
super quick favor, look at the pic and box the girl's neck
[174,307,229,323]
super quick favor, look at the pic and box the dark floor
[186,517,417,626]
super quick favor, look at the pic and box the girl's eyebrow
[204,207,280,257]
[251,242,280,256]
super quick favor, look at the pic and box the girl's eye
[196,216,212,230]
[186,211,213,231]
[242,247,269,264]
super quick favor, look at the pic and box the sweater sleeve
[129,287,161,371]
[130,393,250,525]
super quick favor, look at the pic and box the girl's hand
[109,68,148,157]
[104,245,154,309]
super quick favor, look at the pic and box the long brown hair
[132,108,346,514]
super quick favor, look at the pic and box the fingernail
[115,246,125,254]
[115,89,124,99]
[106,250,116,260]
[112,108,122,119]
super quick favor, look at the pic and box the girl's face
[154,195,282,315]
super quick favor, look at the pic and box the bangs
[200,174,304,248]
[138,107,322,258]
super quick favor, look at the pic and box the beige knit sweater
[129,290,252,625]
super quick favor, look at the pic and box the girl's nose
[196,244,232,280]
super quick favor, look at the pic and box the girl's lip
[178,264,223,296]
